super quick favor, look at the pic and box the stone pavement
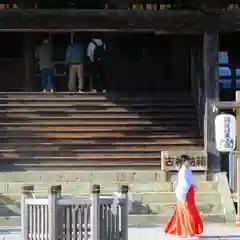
[129,224,240,239]
[0,224,240,239]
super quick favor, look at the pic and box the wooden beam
[0,8,240,33]
[1,8,240,32]
[215,101,240,110]
[203,13,219,100]
[220,9,240,32]
[0,9,205,33]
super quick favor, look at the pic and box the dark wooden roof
[0,9,203,33]
[0,8,239,33]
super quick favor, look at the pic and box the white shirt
[175,165,195,202]
[87,38,106,62]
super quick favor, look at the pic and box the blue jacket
[65,43,84,64]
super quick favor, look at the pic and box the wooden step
[0,147,203,154]
[0,120,198,126]
[0,145,197,151]
[0,102,195,108]
[0,108,196,113]
[2,126,200,133]
[0,113,196,119]
[2,132,200,138]
[0,135,202,143]
[0,151,164,157]
[0,143,203,151]
[0,92,192,99]
[0,93,201,167]
[0,97,194,103]
[0,153,164,161]
[0,159,161,168]
[0,136,203,146]
[2,140,203,147]
[0,125,199,133]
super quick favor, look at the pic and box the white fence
[21,184,129,240]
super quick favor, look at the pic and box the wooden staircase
[0,92,203,168]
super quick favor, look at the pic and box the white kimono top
[175,165,195,202]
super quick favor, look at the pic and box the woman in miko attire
[164,155,203,239]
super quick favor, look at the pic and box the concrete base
[0,170,206,184]
[0,170,230,226]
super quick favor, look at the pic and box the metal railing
[21,184,129,240]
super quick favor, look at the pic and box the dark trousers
[41,68,54,90]
[91,62,106,92]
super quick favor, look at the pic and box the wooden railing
[21,184,129,240]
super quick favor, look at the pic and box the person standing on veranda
[35,37,55,93]
[87,36,107,92]
[65,37,85,92]
[164,155,203,239]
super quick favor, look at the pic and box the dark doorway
[0,32,192,93]
[33,32,192,93]
[0,32,24,91]
[107,33,191,93]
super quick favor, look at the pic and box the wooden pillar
[121,185,129,240]
[24,33,35,91]
[236,92,240,215]
[21,185,34,240]
[190,39,202,98]
[190,45,196,97]
[203,13,220,172]
[203,13,219,100]
[48,186,58,240]
[91,184,100,240]
[191,39,204,137]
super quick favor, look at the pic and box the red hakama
[164,185,203,238]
